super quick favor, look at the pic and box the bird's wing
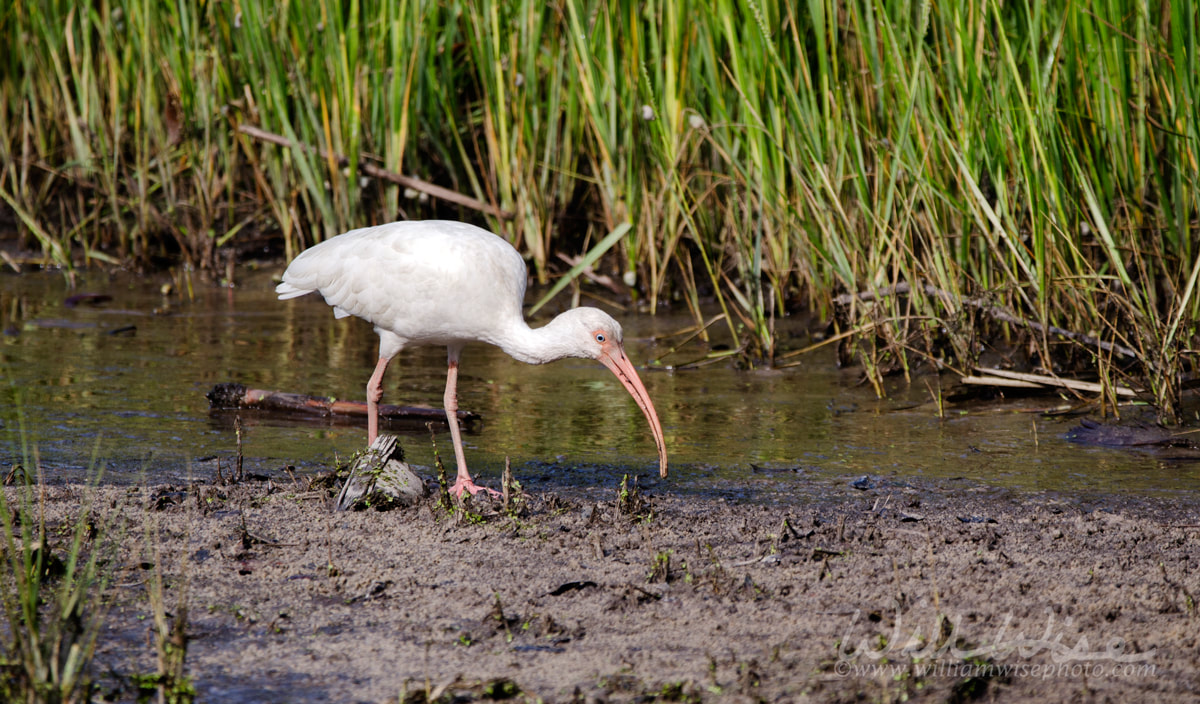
[278,221,528,341]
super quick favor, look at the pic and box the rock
[335,435,426,511]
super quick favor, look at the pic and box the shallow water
[2,268,1197,500]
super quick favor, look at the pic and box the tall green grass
[1,0,1197,413]
[0,405,112,704]
[0,475,111,704]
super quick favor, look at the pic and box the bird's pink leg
[365,356,391,445]
[443,350,499,499]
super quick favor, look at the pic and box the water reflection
[1,269,1197,499]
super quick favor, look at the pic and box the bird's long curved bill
[598,347,669,478]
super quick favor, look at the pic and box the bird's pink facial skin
[593,335,669,478]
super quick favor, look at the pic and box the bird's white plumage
[278,221,530,359]
[276,219,669,488]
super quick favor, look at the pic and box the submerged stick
[205,382,479,427]
[236,124,513,220]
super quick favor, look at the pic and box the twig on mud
[729,553,782,567]
[816,556,832,582]
[501,459,510,506]
[244,534,297,548]
[324,519,340,578]
[925,537,942,611]
[234,416,244,483]
[291,492,329,501]
[238,514,296,548]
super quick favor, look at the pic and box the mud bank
[23,474,1200,703]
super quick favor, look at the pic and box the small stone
[335,435,426,510]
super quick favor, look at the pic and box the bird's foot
[449,477,502,500]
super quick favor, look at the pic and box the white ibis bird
[276,220,668,497]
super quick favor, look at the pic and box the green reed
[1,0,1196,414]
[0,398,112,704]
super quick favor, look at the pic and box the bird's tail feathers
[275,282,313,300]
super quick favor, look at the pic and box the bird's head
[550,307,625,361]
[544,307,668,478]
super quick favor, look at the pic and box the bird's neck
[497,316,578,365]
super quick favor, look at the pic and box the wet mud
[24,474,1200,703]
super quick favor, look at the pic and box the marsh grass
[0,390,189,702]
[0,464,111,703]
[3,0,1197,413]
[133,517,195,704]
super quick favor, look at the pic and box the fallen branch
[834,281,1143,363]
[205,382,479,428]
[959,375,1045,390]
[554,252,623,294]
[963,367,1138,397]
[236,124,513,220]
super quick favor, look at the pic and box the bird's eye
[595,333,606,343]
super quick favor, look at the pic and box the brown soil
[23,470,1200,703]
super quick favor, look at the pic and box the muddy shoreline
[23,470,1200,703]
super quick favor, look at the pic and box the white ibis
[276,220,668,497]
